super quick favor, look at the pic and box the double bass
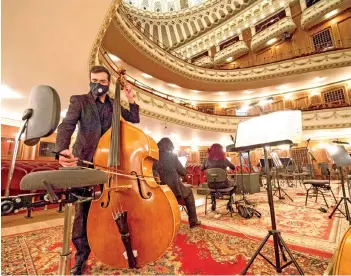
[86,68,180,268]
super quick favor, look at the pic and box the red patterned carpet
[2,222,331,275]
[194,186,343,253]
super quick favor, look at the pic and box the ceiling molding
[88,0,122,70]
[113,12,351,83]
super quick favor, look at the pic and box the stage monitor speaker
[24,85,61,146]
[236,173,260,194]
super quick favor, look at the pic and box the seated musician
[55,65,140,275]
[201,143,236,211]
[153,138,201,229]
[201,143,236,189]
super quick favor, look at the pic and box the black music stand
[327,145,351,224]
[229,140,303,275]
[271,151,293,202]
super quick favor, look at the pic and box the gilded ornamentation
[301,0,349,30]
[214,41,249,64]
[112,10,351,83]
[251,17,297,52]
[88,0,121,69]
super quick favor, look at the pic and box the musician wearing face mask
[55,65,140,275]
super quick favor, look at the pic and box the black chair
[205,168,236,216]
[304,169,337,208]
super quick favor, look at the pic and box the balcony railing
[119,5,351,72]
[214,41,249,64]
[251,16,297,52]
[216,38,351,69]
[100,48,351,118]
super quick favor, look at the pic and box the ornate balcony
[301,0,350,30]
[251,17,297,52]
[193,55,213,68]
[214,41,249,64]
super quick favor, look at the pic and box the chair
[205,168,236,216]
[1,167,28,196]
[30,166,58,172]
[304,168,337,208]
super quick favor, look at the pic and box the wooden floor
[1,208,67,236]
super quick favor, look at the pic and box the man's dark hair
[90,66,111,82]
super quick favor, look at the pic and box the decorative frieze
[193,55,213,67]
[113,10,351,83]
[214,41,249,64]
[301,0,350,30]
[251,17,297,52]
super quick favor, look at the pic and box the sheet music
[235,111,302,148]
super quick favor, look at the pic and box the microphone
[332,140,350,145]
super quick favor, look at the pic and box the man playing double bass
[55,65,140,275]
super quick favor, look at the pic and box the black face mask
[90,82,109,97]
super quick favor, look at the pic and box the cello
[86,68,180,268]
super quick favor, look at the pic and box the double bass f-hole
[131,171,152,199]
[100,176,113,208]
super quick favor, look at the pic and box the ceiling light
[267,38,278,45]
[314,77,326,83]
[220,103,227,108]
[226,57,233,62]
[217,91,227,95]
[238,105,249,112]
[276,85,288,90]
[243,90,253,94]
[0,85,23,99]
[168,83,180,88]
[245,23,249,28]
[141,73,153,78]
[191,101,197,106]
[108,54,120,62]
[325,9,338,19]
[284,94,291,100]
[192,90,200,93]
[259,97,273,105]
[310,90,318,96]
